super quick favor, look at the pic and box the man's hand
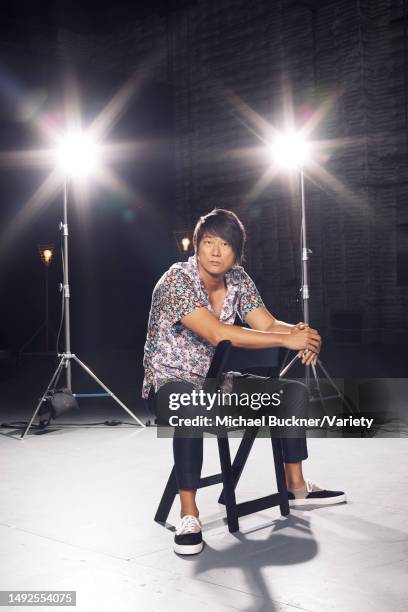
[283,323,321,363]
[294,322,321,366]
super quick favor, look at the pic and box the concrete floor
[1,407,407,612]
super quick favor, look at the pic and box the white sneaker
[174,515,203,555]
[288,480,347,507]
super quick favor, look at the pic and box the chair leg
[271,435,290,517]
[217,436,239,533]
[154,465,178,524]
[218,427,257,504]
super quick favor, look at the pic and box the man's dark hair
[193,208,246,265]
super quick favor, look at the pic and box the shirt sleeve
[237,270,264,322]
[159,267,207,325]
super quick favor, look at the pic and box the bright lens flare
[56,132,100,177]
[271,132,308,168]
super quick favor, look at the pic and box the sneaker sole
[289,493,347,507]
[174,541,204,555]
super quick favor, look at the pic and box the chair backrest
[225,346,280,372]
[204,341,280,391]
[204,340,232,390]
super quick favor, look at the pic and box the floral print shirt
[142,254,264,398]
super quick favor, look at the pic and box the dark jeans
[147,378,308,490]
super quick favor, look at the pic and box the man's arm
[244,306,294,333]
[179,306,321,353]
[245,306,320,365]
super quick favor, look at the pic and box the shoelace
[176,515,201,535]
[306,480,315,493]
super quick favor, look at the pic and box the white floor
[1,417,407,612]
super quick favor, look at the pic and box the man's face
[197,232,236,276]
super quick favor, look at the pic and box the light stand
[278,162,360,419]
[18,245,57,359]
[22,177,145,438]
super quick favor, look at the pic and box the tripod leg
[316,359,360,417]
[305,362,310,389]
[310,363,328,437]
[311,363,326,410]
[279,353,299,379]
[279,352,361,432]
[71,355,145,428]
[21,356,66,439]
[279,349,291,374]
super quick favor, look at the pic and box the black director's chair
[154,340,291,533]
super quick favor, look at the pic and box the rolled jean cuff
[174,472,201,490]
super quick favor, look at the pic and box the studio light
[56,131,100,178]
[271,131,308,168]
[0,71,149,437]
[267,128,358,418]
[22,129,145,437]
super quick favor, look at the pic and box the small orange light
[43,249,53,264]
[38,244,54,267]
[181,237,190,252]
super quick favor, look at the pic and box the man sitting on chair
[143,208,346,555]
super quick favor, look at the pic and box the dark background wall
[1,0,408,385]
[51,0,408,345]
[169,0,408,345]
